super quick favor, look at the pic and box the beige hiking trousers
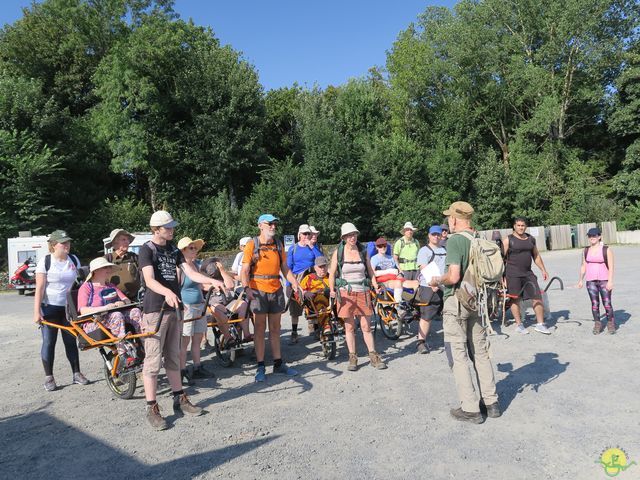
[442,295,498,413]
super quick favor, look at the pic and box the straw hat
[177,237,205,251]
[87,257,115,281]
[105,228,135,249]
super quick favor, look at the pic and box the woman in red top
[77,257,142,360]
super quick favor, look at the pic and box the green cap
[48,230,72,244]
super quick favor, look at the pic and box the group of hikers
[32,201,616,429]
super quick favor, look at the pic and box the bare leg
[360,316,376,351]
[532,299,545,324]
[267,313,282,359]
[418,318,432,341]
[179,336,191,370]
[510,300,522,325]
[254,314,267,362]
[191,333,203,365]
[344,317,356,353]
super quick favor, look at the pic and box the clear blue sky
[1,0,457,90]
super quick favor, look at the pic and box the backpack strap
[249,236,283,279]
[45,253,79,272]
[584,245,609,270]
[87,281,94,307]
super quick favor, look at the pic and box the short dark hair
[513,216,528,226]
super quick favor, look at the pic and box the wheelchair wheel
[378,306,403,340]
[104,364,136,400]
[321,334,336,360]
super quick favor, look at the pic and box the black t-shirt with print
[138,241,185,313]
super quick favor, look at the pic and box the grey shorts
[418,287,443,320]
[402,270,419,281]
[286,285,304,317]
[249,287,286,314]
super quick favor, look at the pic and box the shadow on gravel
[496,352,570,412]
[547,309,580,328]
[0,410,278,479]
[613,310,631,328]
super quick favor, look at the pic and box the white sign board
[528,227,540,237]
[283,235,295,251]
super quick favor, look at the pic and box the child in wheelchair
[200,257,252,348]
[370,237,419,315]
[77,257,142,366]
[299,256,338,336]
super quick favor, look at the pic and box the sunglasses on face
[301,232,311,236]
[587,234,599,238]
[187,246,198,251]
[376,245,386,249]
[267,222,278,227]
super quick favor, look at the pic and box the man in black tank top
[502,217,551,335]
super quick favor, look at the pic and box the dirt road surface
[1,247,638,479]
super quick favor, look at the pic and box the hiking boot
[515,324,529,335]
[72,372,89,385]
[593,320,602,335]
[369,351,387,370]
[44,376,57,392]
[181,368,195,386]
[173,393,203,416]
[607,320,616,334]
[450,408,484,424]
[146,403,168,431]
[534,323,551,335]
[272,362,298,376]
[416,340,430,354]
[288,332,299,345]
[255,365,267,382]
[479,400,502,418]
[191,365,215,380]
[347,353,358,371]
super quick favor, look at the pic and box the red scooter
[10,258,36,294]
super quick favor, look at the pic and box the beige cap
[400,222,418,233]
[239,236,252,247]
[298,224,312,234]
[105,228,135,249]
[177,237,205,251]
[340,222,359,237]
[443,201,474,219]
[87,257,115,281]
[309,226,320,234]
[150,210,178,228]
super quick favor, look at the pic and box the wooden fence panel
[600,221,617,244]
[576,223,597,247]
[549,225,572,250]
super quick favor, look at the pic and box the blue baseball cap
[587,227,601,237]
[257,213,279,225]
[429,225,443,235]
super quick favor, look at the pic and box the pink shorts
[337,290,373,318]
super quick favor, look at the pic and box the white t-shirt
[231,252,244,275]
[35,255,79,306]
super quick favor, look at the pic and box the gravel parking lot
[0,246,638,480]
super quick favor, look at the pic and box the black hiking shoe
[479,400,502,418]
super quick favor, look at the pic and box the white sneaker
[534,323,552,335]
[515,324,529,335]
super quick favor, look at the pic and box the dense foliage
[1,0,638,262]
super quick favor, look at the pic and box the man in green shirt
[393,222,420,280]
[430,201,500,424]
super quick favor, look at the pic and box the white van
[7,234,50,293]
